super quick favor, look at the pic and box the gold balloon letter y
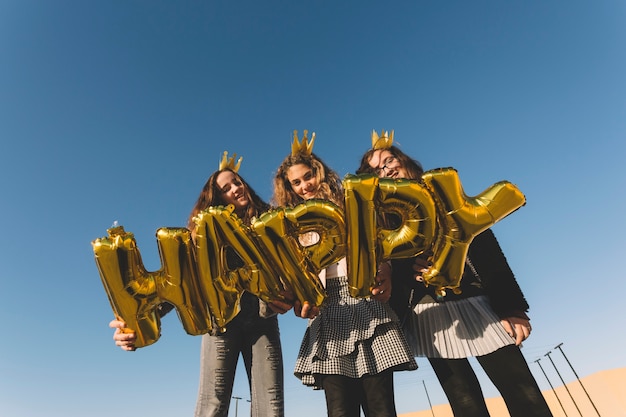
[421,168,526,296]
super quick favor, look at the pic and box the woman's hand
[267,288,296,314]
[412,255,431,282]
[500,316,532,345]
[268,299,293,314]
[294,300,320,319]
[371,261,392,303]
[109,319,137,351]
[268,289,294,314]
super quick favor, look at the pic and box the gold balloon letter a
[193,205,285,330]
[421,167,526,296]
[92,226,212,348]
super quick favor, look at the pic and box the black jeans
[429,344,553,417]
[321,371,397,417]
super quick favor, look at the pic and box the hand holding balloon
[412,253,431,282]
[371,262,392,303]
[109,319,137,352]
[294,300,320,319]
[267,289,295,314]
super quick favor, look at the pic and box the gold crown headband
[218,151,243,172]
[371,129,394,150]
[291,130,315,156]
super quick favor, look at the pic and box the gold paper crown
[291,130,315,156]
[218,151,243,172]
[371,129,394,150]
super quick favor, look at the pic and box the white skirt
[404,295,515,359]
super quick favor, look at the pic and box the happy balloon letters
[92,169,525,347]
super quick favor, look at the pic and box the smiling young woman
[357,130,553,417]
[272,130,417,417]
[110,151,292,417]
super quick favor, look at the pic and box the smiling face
[368,149,409,179]
[215,170,250,213]
[286,163,320,201]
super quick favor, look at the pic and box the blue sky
[1,1,625,416]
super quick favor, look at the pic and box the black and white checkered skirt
[294,276,418,388]
[404,295,515,359]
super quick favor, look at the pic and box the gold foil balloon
[287,199,347,272]
[343,174,438,298]
[93,168,527,344]
[193,205,284,330]
[92,225,212,348]
[377,177,438,260]
[154,228,213,334]
[421,167,526,296]
[343,174,381,298]
[251,200,346,308]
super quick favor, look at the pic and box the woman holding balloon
[109,151,291,417]
[356,131,553,417]
[271,130,417,417]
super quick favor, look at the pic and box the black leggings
[321,371,397,417]
[429,345,553,417]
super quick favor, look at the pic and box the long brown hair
[356,145,424,180]
[271,152,344,208]
[187,168,270,231]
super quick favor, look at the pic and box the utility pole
[422,380,436,417]
[554,343,601,417]
[545,351,583,417]
[535,358,568,417]
[232,396,242,417]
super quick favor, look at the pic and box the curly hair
[271,152,344,208]
[187,168,270,230]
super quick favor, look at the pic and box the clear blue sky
[1,1,625,416]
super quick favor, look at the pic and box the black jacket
[389,228,529,324]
